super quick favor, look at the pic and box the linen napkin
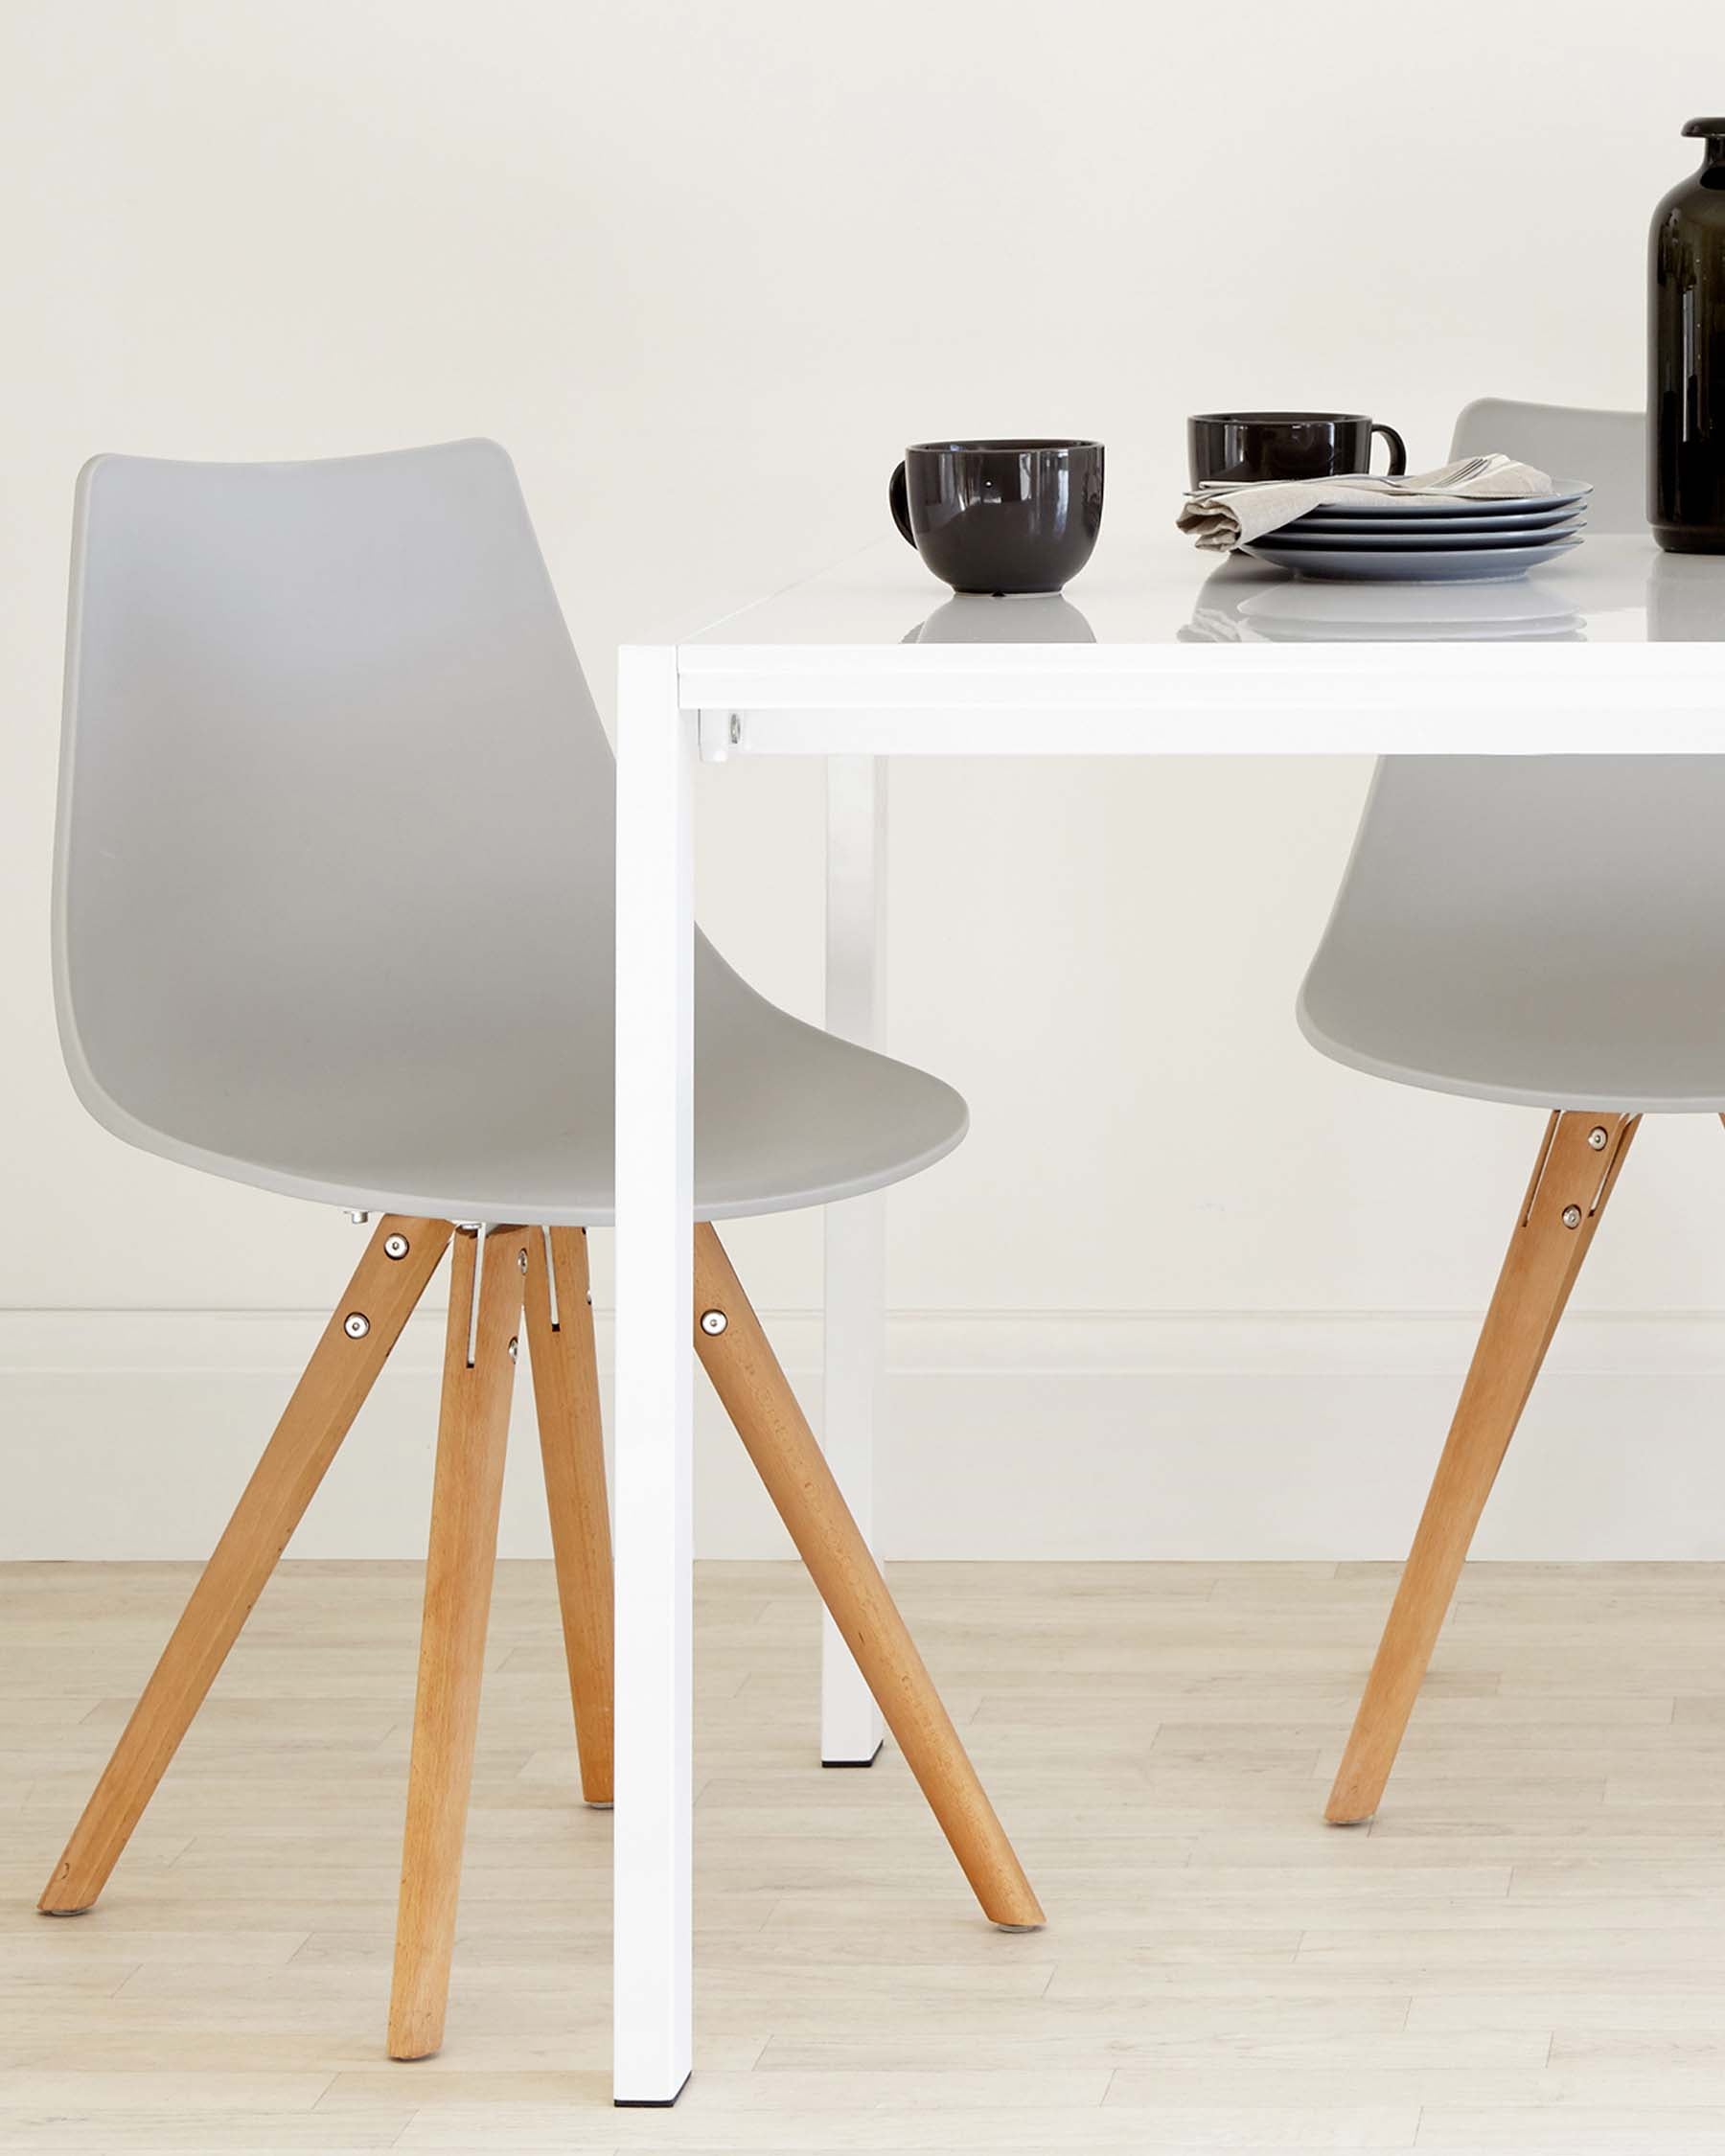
[1177,454,1558,551]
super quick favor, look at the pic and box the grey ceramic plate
[1240,535,1585,583]
[1263,523,1584,553]
[1203,479,1592,516]
[1290,504,1587,536]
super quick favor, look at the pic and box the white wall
[6,0,1725,1560]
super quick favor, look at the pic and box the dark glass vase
[1650,118,1725,552]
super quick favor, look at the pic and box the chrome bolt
[383,1233,409,1260]
[1587,1126,1609,1150]
[700,1309,727,1336]
[586,1289,593,1306]
[343,1312,371,1339]
[728,712,742,745]
[518,1248,530,1273]
[1561,1204,1583,1229]
[347,1210,370,1225]
[507,1336,519,1362]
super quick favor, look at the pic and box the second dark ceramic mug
[1188,411,1407,489]
[888,439,1104,593]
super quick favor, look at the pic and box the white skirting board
[6,1306,1725,1561]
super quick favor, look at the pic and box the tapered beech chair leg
[388,1226,529,2061]
[692,1223,1044,1930]
[39,1217,451,1917]
[523,1226,613,1806]
[1326,1112,1637,1825]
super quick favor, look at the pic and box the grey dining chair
[1301,398,1710,1823]
[40,442,1043,2061]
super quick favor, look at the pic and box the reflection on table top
[679,534,1725,652]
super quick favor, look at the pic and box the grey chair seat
[1299,754,1725,1114]
[66,942,968,1225]
[1298,401,1725,1115]
[54,442,966,1225]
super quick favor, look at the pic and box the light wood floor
[7,1559,1725,2150]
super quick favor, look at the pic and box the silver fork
[1381,453,1491,493]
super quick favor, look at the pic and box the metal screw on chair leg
[700,1310,727,1336]
[1561,1204,1583,1229]
[507,1337,519,1362]
[1587,1126,1609,1150]
[343,1313,371,1339]
[518,1249,529,1273]
[383,1234,409,1260]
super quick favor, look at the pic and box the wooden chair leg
[522,1226,613,1807]
[38,1217,451,1916]
[1325,1112,1637,1825]
[387,1225,528,2061]
[691,1223,1044,1930]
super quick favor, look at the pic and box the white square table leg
[612,645,696,2106]
[820,755,889,1766]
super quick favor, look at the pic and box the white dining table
[610,528,1725,2105]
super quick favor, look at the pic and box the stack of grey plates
[1238,481,1591,584]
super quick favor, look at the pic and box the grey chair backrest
[55,442,616,1156]
[1451,397,1646,532]
[1298,401,1725,1112]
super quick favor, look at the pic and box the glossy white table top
[684,531,1725,652]
[668,532,1725,756]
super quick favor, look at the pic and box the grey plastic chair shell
[1450,398,1646,534]
[54,443,967,1225]
[1298,401,1725,1113]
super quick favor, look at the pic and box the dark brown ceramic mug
[888,439,1104,593]
[1187,412,1407,489]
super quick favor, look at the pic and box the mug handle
[1372,424,1408,477]
[888,461,916,546]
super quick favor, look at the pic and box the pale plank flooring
[5,1559,1725,2149]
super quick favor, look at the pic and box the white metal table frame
[610,539,1725,2105]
